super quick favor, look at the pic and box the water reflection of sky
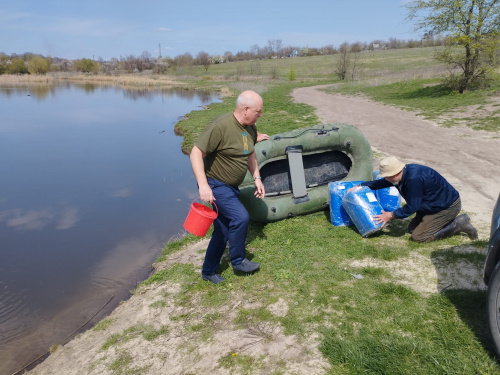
[0,83,220,374]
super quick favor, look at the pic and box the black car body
[483,193,500,355]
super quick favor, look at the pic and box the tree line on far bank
[0,37,439,77]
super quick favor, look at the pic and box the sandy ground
[24,86,500,375]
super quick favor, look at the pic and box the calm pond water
[0,83,220,374]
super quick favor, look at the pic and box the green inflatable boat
[239,123,373,222]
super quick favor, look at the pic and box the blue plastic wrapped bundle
[328,180,364,226]
[376,185,402,212]
[372,169,402,212]
[342,186,384,237]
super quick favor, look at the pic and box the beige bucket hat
[379,157,405,177]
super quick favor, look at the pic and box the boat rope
[11,295,115,375]
[273,126,339,141]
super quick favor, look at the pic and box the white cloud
[3,209,55,230]
[0,206,80,230]
[110,187,132,198]
[56,207,80,230]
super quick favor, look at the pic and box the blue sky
[0,0,419,60]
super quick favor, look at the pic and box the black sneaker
[202,273,225,284]
[232,258,260,273]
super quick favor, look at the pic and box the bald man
[190,90,266,283]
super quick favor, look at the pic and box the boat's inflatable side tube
[239,123,373,222]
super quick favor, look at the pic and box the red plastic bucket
[183,198,218,237]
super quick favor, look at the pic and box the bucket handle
[193,197,218,218]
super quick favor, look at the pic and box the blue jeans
[202,178,250,275]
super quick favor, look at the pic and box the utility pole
[159,43,162,58]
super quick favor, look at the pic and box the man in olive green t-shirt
[190,90,266,284]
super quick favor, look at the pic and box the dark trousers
[407,198,461,242]
[202,178,249,275]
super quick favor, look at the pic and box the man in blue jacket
[352,156,477,242]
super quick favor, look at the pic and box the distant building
[289,50,298,57]
[371,43,387,50]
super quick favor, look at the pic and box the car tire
[487,261,500,357]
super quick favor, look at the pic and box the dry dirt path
[292,85,500,233]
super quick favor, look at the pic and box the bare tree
[235,50,253,61]
[140,51,154,70]
[267,39,283,57]
[196,51,211,71]
[350,47,361,80]
[275,39,283,56]
[120,55,136,73]
[388,38,404,49]
[224,51,234,62]
[174,53,193,69]
[335,42,350,80]
[350,41,366,53]
[320,45,337,55]
[249,44,260,58]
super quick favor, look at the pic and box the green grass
[175,47,445,82]
[143,210,495,374]
[153,233,204,262]
[100,323,169,352]
[92,318,114,331]
[218,352,266,375]
[320,286,491,374]
[107,349,151,375]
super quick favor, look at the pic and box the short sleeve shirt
[195,112,257,187]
